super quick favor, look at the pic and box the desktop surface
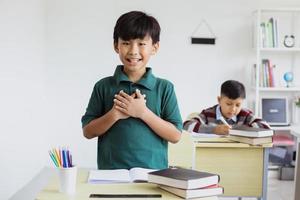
[36,168,219,200]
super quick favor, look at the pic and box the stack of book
[228,126,274,145]
[260,17,278,48]
[148,168,223,199]
[260,59,275,88]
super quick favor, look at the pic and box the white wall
[1,0,300,199]
[0,0,47,199]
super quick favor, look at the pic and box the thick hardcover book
[158,184,223,199]
[229,126,273,138]
[228,135,273,145]
[148,168,220,189]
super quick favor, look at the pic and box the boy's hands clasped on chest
[113,89,147,119]
[212,124,231,135]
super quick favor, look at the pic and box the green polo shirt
[82,65,182,169]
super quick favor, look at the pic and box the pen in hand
[220,117,232,128]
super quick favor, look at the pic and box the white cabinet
[252,8,300,125]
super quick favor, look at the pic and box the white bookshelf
[252,8,300,119]
[271,126,292,131]
[252,9,300,170]
[259,47,300,52]
[258,87,300,92]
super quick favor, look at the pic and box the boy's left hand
[114,89,147,118]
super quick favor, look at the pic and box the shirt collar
[216,105,237,122]
[113,65,156,90]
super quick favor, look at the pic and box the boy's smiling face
[218,96,244,119]
[114,35,159,74]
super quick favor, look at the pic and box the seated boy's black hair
[113,11,160,44]
[221,80,246,99]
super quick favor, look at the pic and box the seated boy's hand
[213,124,231,135]
[114,89,147,118]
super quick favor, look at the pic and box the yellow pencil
[54,148,62,167]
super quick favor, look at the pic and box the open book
[191,132,232,143]
[191,132,234,143]
[88,167,157,184]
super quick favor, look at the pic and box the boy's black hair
[113,11,160,44]
[221,80,246,99]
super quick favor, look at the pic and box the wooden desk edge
[194,141,273,148]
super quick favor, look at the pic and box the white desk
[290,125,300,200]
[9,167,53,200]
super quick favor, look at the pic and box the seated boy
[183,80,270,135]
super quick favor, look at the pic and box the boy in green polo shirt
[81,11,182,169]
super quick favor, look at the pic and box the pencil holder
[57,166,77,195]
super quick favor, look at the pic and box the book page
[191,132,232,142]
[191,132,222,138]
[129,167,158,182]
[88,169,131,183]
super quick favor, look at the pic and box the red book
[158,184,223,199]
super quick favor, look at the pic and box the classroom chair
[168,130,195,169]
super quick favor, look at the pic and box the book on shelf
[148,167,220,190]
[260,22,267,47]
[260,17,278,48]
[272,18,278,47]
[229,126,274,138]
[88,167,157,184]
[260,59,275,87]
[158,184,223,199]
[228,135,273,145]
[267,19,274,47]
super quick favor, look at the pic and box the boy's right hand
[111,103,130,120]
[212,124,231,135]
[111,90,137,120]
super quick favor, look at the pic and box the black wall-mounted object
[191,37,216,45]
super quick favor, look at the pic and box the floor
[219,171,294,200]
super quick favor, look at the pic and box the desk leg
[261,148,269,200]
[295,140,300,200]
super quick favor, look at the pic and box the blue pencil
[66,150,71,168]
[64,148,69,167]
[69,154,73,167]
[62,149,66,168]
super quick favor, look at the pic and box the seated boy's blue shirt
[82,65,183,169]
[216,105,237,124]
